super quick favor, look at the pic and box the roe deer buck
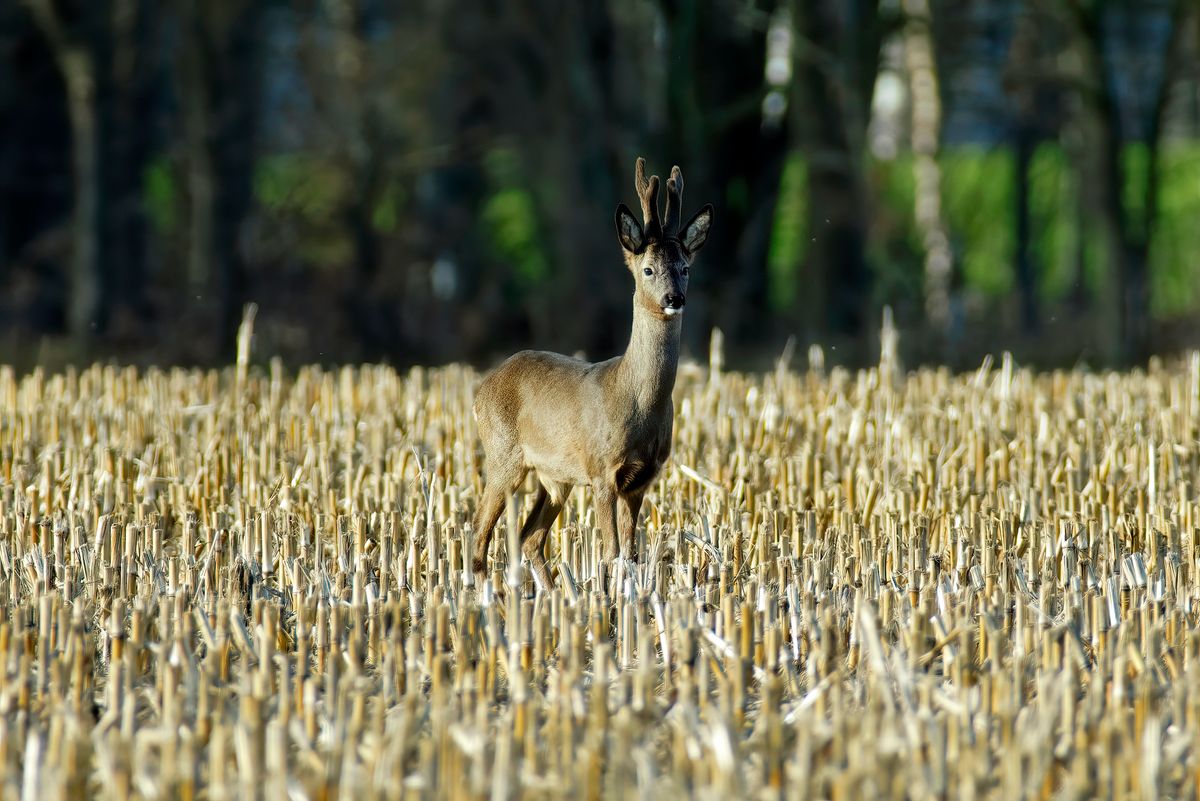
[471,157,714,588]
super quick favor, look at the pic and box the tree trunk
[1122,2,1185,364]
[1013,120,1038,330]
[61,53,101,338]
[902,0,953,336]
[178,0,262,352]
[804,159,869,339]
[1005,7,1040,331]
[1064,124,1089,313]
[790,0,877,341]
[1069,0,1185,364]
[180,9,214,296]
[655,0,789,352]
[23,0,103,339]
[328,0,380,286]
[103,0,158,325]
[1092,111,1126,362]
[213,11,260,348]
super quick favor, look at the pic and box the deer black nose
[663,293,685,310]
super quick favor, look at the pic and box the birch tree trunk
[902,0,953,334]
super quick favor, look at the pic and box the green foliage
[869,157,924,303]
[255,155,348,219]
[254,155,352,266]
[1027,145,1077,303]
[865,150,1016,303]
[197,142,1200,326]
[940,148,1014,296]
[725,176,750,217]
[371,182,406,234]
[143,157,176,235]
[873,157,920,253]
[1122,142,1150,243]
[1081,218,1108,301]
[1151,144,1200,316]
[252,155,410,266]
[482,149,549,289]
[720,143,1200,324]
[767,154,807,311]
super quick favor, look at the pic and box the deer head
[614,158,714,321]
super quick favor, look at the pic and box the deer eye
[681,267,689,276]
[643,268,653,276]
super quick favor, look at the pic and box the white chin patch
[662,306,683,317]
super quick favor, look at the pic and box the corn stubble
[2,341,1200,800]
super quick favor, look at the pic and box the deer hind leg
[472,463,525,583]
[471,423,525,581]
[520,481,567,590]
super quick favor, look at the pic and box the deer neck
[616,299,681,412]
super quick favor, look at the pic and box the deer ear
[615,203,645,253]
[681,204,714,254]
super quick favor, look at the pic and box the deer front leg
[593,482,619,562]
[617,490,645,562]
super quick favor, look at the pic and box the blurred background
[1,0,1199,371]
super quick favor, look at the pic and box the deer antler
[663,165,684,235]
[635,157,662,239]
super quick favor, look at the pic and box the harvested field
[3,336,1200,800]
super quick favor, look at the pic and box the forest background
[1,0,1197,371]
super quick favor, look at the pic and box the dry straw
[0,316,1198,799]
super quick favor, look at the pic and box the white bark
[903,0,953,331]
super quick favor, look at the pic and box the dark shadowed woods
[2,0,1199,371]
